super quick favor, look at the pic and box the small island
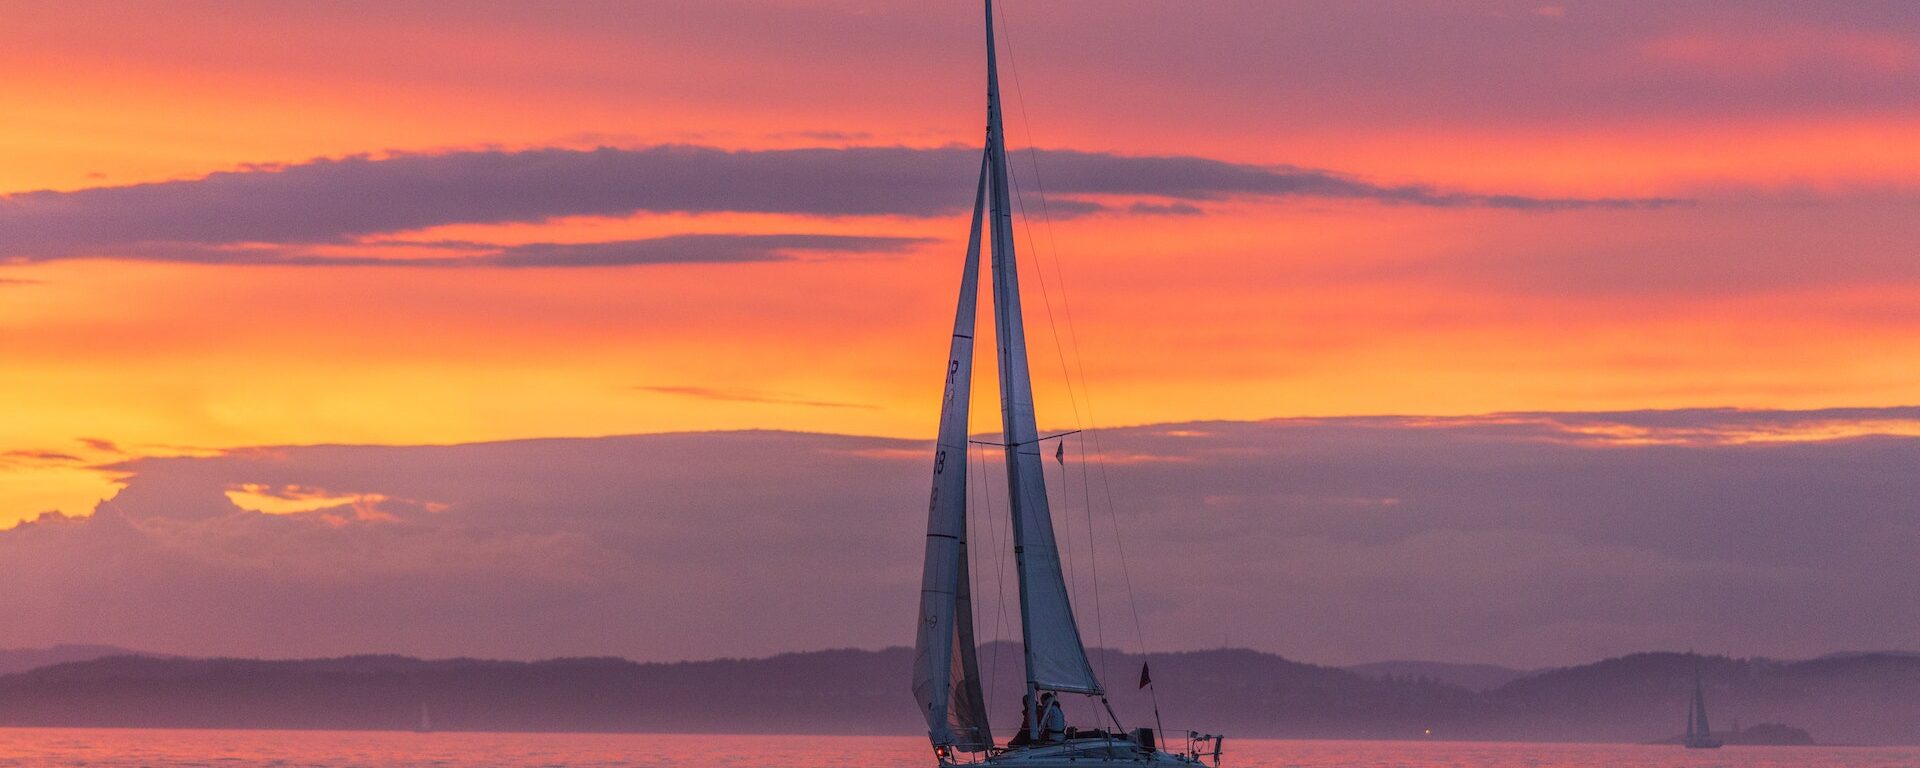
[1727,723,1817,746]
[1657,723,1816,747]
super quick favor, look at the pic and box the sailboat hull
[944,740,1209,768]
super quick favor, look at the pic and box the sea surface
[0,731,1916,768]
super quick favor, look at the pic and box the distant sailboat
[910,3,1222,766]
[1684,661,1722,749]
[416,702,433,734]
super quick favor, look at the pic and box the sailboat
[1684,661,1722,749]
[911,3,1223,766]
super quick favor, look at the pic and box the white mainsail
[982,0,1103,698]
[913,152,995,751]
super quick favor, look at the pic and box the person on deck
[1009,693,1035,747]
[1039,692,1066,743]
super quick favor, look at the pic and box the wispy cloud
[1027,149,1682,211]
[76,438,123,454]
[1128,201,1206,217]
[0,450,84,465]
[635,385,877,410]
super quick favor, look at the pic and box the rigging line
[993,1,1087,432]
[994,3,1151,673]
[1076,435,1108,688]
[964,427,983,708]
[993,2,1093,643]
[967,429,1081,447]
[1001,171,1089,640]
[995,3,1132,695]
[975,439,1012,710]
[1047,420,1078,642]
[1052,399,1081,626]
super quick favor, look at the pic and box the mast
[983,0,1103,725]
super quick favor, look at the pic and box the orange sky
[3,0,1919,526]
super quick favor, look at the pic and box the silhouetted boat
[910,4,1222,767]
[1684,661,1723,749]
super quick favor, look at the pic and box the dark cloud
[1026,149,1680,211]
[0,146,1679,264]
[1127,201,1205,217]
[4,408,1918,666]
[482,235,928,268]
[72,234,928,268]
[76,439,122,454]
[0,451,84,465]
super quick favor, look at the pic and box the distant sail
[911,152,994,752]
[1685,693,1695,739]
[1684,659,1722,748]
[1692,669,1712,737]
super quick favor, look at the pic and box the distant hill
[0,645,1476,738]
[1343,661,1530,692]
[0,647,1914,744]
[0,645,148,675]
[1479,651,1920,745]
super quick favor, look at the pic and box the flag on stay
[1138,662,1152,689]
[1054,441,1065,465]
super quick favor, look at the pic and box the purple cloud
[3,408,1919,667]
[113,234,930,268]
[0,146,1678,265]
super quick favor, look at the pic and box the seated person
[1040,692,1066,743]
[1008,693,1034,747]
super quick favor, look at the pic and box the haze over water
[0,732,1914,768]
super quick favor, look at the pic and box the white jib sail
[912,152,995,752]
[983,0,1104,697]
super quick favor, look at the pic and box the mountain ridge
[0,644,151,676]
[1342,660,1531,692]
[1,646,1916,743]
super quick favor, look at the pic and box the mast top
[985,0,1004,134]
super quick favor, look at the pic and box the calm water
[0,731,1915,768]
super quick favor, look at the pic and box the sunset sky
[4,1,1920,666]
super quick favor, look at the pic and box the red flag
[1138,662,1152,689]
